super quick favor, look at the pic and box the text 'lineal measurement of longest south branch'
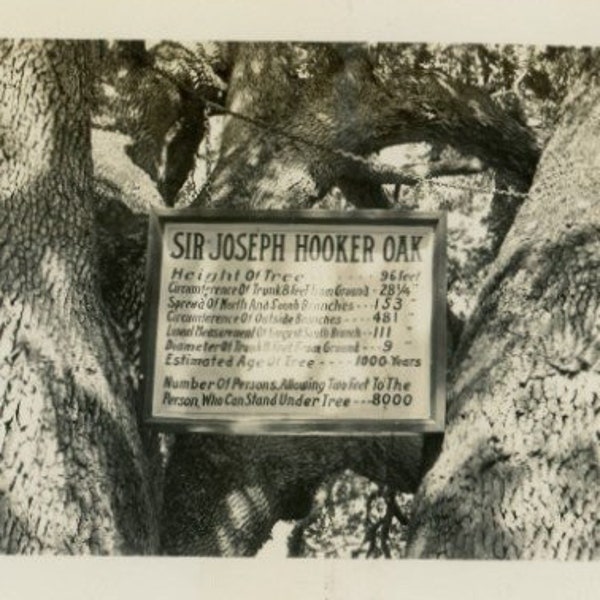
[144,211,446,434]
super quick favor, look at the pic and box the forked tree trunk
[408,72,600,559]
[3,40,575,558]
[0,41,158,553]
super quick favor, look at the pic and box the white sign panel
[143,210,446,434]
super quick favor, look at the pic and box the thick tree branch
[203,43,538,209]
[346,154,485,186]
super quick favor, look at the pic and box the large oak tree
[0,39,597,558]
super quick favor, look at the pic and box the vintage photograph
[0,31,598,569]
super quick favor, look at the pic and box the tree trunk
[0,41,159,554]
[408,72,600,559]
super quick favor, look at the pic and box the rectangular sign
[143,209,446,434]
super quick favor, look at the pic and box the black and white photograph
[0,1,599,598]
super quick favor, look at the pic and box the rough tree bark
[408,72,600,559]
[0,41,159,553]
[161,43,541,556]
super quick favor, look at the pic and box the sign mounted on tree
[143,209,446,434]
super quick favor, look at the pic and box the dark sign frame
[142,208,446,435]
